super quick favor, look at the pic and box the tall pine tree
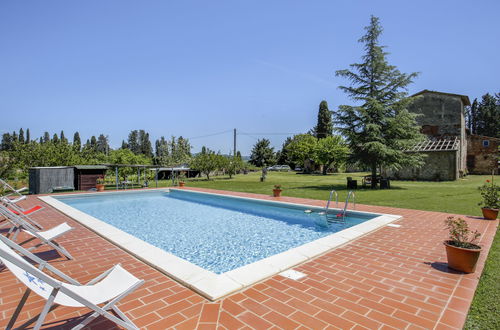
[26,128,30,143]
[335,16,423,188]
[314,101,333,139]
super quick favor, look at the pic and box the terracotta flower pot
[481,207,499,220]
[179,182,185,187]
[96,184,105,192]
[444,241,481,273]
[273,189,282,197]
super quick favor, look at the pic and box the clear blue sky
[1,1,498,155]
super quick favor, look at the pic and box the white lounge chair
[0,197,44,230]
[0,234,144,330]
[0,178,27,203]
[0,205,74,259]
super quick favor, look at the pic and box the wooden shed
[29,166,75,194]
[74,165,109,191]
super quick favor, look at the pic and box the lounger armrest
[15,187,28,193]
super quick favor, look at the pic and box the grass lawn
[178,171,498,328]
[179,171,493,216]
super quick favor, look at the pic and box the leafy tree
[96,134,109,154]
[155,136,169,164]
[139,130,152,157]
[18,128,25,144]
[127,130,139,154]
[26,129,30,144]
[314,101,333,138]
[249,138,275,167]
[190,149,221,180]
[224,156,244,179]
[287,134,317,173]
[335,16,424,187]
[0,151,15,178]
[1,133,13,151]
[52,133,59,144]
[313,135,350,175]
[175,136,192,163]
[475,93,499,138]
[108,148,151,179]
[276,137,293,167]
[73,132,81,151]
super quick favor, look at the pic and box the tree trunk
[322,162,331,175]
[371,163,377,189]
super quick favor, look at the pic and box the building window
[483,140,490,147]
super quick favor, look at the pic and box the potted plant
[178,173,186,187]
[273,184,282,197]
[478,175,499,220]
[444,216,481,273]
[96,177,105,192]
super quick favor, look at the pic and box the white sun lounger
[0,205,73,259]
[0,178,27,203]
[0,198,44,230]
[0,235,144,330]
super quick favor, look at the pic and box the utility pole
[233,128,237,157]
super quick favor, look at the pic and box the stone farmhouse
[387,90,499,181]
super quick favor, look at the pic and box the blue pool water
[56,190,376,274]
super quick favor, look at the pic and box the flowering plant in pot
[273,184,282,197]
[478,175,499,220]
[96,177,105,192]
[443,217,481,273]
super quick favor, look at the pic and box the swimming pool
[41,189,401,299]
[55,190,374,274]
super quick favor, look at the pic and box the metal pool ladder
[325,189,338,212]
[326,190,355,224]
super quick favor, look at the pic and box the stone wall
[467,135,500,175]
[386,151,458,181]
[410,93,463,138]
[409,92,467,174]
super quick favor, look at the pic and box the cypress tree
[18,128,25,144]
[335,16,424,188]
[52,133,59,143]
[26,128,30,143]
[73,132,81,151]
[314,101,333,139]
[121,140,128,149]
[90,136,97,150]
[127,130,139,154]
[60,130,68,144]
[43,132,50,144]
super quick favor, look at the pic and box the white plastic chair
[0,204,74,259]
[0,234,144,330]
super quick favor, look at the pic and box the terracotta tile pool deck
[0,187,497,329]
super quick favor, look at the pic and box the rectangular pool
[55,190,375,274]
[42,189,400,300]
